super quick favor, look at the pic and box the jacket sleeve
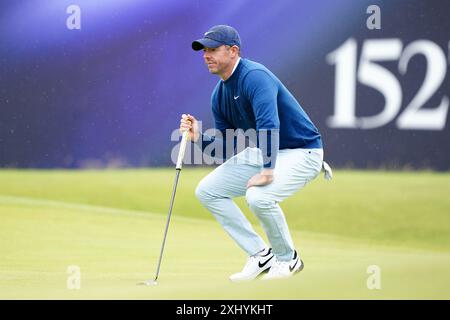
[195,88,235,161]
[243,70,280,169]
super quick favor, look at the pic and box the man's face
[203,45,236,75]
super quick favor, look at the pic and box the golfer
[180,25,331,281]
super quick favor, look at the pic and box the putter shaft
[142,131,189,285]
[152,168,181,282]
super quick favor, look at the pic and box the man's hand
[247,169,274,188]
[180,114,200,142]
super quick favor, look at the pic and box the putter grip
[176,130,189,170]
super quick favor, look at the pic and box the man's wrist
[260,169,274,176]
[192,132,202,143]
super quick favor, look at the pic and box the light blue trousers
[195,147,323,261]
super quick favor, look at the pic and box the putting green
[0,196,449,299]
[0,169,449,299]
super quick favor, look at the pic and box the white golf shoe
[229,248,274,282]
[262,250,304,280]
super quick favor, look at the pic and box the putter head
[137,279,157,286]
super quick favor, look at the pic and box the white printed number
[327,38,449,130]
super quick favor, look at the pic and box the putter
[138,130,189,286]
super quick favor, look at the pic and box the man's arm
[243,70,280,170]
[180,111,234,162]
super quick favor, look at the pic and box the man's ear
[231,45,240,58]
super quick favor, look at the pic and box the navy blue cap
[192,25,241,51]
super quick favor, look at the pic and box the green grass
[0,168,449,299]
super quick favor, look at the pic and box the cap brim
[192,38,223,51]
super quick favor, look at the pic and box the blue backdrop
[1,0,449,170]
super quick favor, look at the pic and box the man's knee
[245,187,275,211]
[195,176,219,204]
[195,179,209,203]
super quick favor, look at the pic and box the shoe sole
[262,259,304,281]
[255,266,271,278]
[229,257,274,282]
